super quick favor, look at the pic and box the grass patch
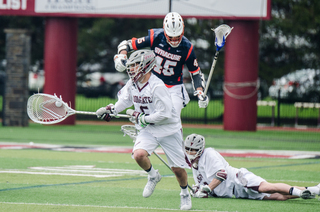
[0,149,319,212]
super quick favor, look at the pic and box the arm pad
[191,71,205,90]
[214,169,227,182]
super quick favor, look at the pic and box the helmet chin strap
[138,75,146,83]
[191,157,200,169]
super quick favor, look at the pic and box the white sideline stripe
[0,171,122,178]
[267,179,320,184]
[0,166,147,178]
[29,167,147,175]
[0,202,224,212]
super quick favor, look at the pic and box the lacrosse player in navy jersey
[96,50,192,210]
[113,12,209,118]
[184,134,319,201]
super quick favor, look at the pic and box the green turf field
[0,123,319,211]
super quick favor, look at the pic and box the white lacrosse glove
[190,185,199,197]
[96,104,116,122]
[114,54,127,72]
[194,90,209,108]
[117,40,130,54]
[126,109,149,127]
[190,185,210,198]
[201,185,212,193]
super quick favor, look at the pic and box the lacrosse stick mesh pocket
[27,94,69,124]
[121,125,139,142]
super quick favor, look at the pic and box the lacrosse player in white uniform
[96,50,192,210]
[184,134,319,200]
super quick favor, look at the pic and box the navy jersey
[130,28,200,87]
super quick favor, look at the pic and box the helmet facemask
[184,134,205,166]
[126,50,156,83]
[164,32,184,48]
[163,12,184,48]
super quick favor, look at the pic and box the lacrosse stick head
[27,93,74,124]
[121,125,139,142]
[212,24,233,51]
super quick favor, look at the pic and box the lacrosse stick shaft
[152,151,194,192]
[204,51,219,96]
[75,110,130,118]
[153,151,172,170]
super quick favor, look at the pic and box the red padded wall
[44,18,78,125]
[224,20,259,131]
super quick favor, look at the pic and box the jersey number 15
[153,56,177,76]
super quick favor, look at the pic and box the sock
[289,187,302,196]
[145,165,157,178]
[306,186,320,195]
[180,185,189,195]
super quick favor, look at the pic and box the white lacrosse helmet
[126,50,156,83]
[184,134,205,163]
[163,12,184,48]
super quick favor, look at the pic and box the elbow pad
[214,169,227,182]
[191,71,206,90]
[117,40,133,54]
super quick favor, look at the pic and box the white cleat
[143,170,162,198]
[180,193,192,210]
[301,189,316,199]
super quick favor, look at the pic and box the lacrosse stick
[27,93,129,125]
[204,24,233,96]
[120,125,194,193]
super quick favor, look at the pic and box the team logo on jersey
[197,174,203,184]
[154,47,182,61]
[133,96,152,104]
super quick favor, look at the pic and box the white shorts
[133,130,191,169]
[168,84,190,117]
[234,168,271,200]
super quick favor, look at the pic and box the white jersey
[115,74,181,137]
[192,148,269,199]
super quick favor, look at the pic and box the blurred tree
[259,0,320,84]
[77,18,163,72]
[0,16,44,66]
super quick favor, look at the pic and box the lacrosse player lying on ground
[113,12,209,117]
[184,134,320,200]
[96,50,192,210]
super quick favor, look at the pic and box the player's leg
[171,167,188,187]
[158,131,192,210]
[168,85,190,118]
[132,131,162,198]
[258,181,313,199]
[171,167,191,210]
[133,149,151,170]
[259,181,305,197]
[171,94,183,117]
[237,168,312,200]
[263,193,298,201]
